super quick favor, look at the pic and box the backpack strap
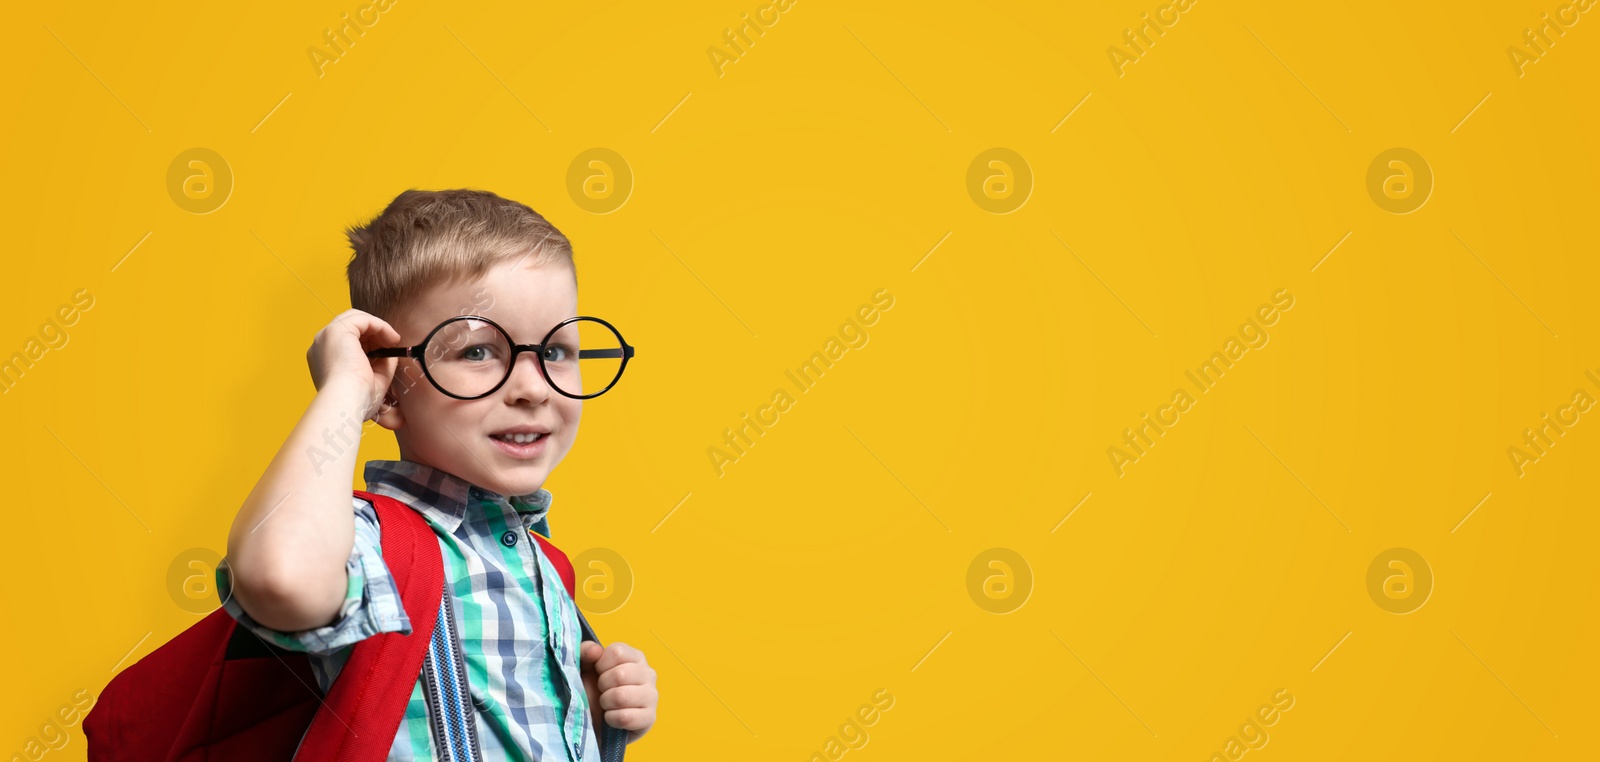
[419,578,484,761]
[294,490,446,761]
[530,531,577,599]
[530,531,629,762]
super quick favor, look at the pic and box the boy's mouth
[488,425,552,458]
[490,432,547,444]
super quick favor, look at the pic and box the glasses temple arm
[577,347,635,360]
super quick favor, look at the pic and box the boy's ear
[372,393,404,431]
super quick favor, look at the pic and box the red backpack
[85,490,628,761]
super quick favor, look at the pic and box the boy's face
[375,258,582,498]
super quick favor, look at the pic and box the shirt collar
[361,459,553,534]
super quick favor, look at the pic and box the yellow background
[1,0,1596,759]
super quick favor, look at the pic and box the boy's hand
[580,641,657,744]
[305,309,402,420]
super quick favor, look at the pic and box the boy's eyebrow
[483,317,583,344]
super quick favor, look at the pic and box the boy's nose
[502,353,555,401]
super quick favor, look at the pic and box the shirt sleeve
[214,495,412,656]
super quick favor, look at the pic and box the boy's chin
[482,464,548,496]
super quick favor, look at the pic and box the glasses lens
[543,318,625,397]
[422,318,512,398]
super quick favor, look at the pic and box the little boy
[215,189,658,760]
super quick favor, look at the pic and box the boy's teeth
[494,433,544,444]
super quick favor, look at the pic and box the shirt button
[572,741,581,758]
[501,530,519,547]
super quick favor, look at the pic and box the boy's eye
[543,344,572,362]
[460,344,498,362]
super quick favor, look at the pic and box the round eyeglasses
[365,315,636,400]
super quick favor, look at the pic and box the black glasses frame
[365,314,636,400]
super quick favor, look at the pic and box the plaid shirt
[215,459,598,761]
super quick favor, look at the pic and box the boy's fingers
[579,641,604,668]
[597,662,656,692]
[603,707,655,731]
[595,642,646,673]
[367,321,401,348]
[337,310,374,337]
[351,313,397,345]
[598,683,656,710]
[333,310,388,344]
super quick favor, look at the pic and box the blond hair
[345,188,574,322]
